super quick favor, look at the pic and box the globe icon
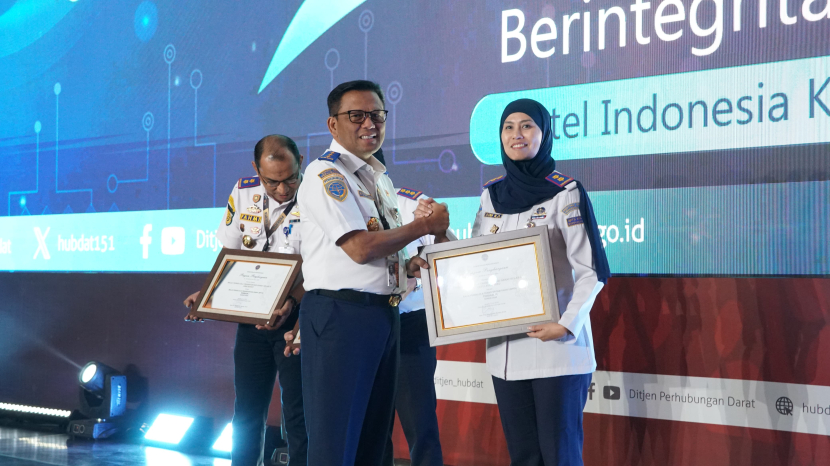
[775,396,793,415]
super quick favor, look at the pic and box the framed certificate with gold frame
[190,249,302,326]
[418,226,559,346]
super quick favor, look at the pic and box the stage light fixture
[142,413,213,453]
[211,423,232,453]
[0,402,71,418]
[144,414,195,444]
[67,361,129,439]
[76,361,127,419]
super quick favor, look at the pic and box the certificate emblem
[253,194,261,203]
[242,235,255,248]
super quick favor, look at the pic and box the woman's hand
[526,323,569,342]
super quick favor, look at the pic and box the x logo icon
[33,227,51,260]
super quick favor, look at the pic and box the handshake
[414,198,450,240]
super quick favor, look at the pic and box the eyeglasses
[259,173,300,189]
[334,110,389,124]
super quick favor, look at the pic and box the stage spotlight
[211,423,232,453]
[67,361,128,439]
[145,414,194,444]
[143,413,213,452]
[77,361,127,419]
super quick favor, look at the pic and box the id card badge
[386,254,400,288]
[276,226,295,254]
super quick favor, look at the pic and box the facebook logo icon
[140,225,152,259]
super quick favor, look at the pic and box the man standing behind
[297,80,449,466]
[185,135,307,466]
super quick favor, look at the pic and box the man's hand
[526,323,569,342]
[283,330,301,357]
[421,202,449,236]
[255,298,294,331]
[414,198,436,218]
[184,291,204,322]
[406,256,429,278]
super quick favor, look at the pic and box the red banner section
[392,276,830,465]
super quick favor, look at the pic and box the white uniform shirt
[395,189,458,314]
[474,179,604,380]
[298,140,406,295]
[217,177,302,253]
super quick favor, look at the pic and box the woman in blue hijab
[474,98,610,465]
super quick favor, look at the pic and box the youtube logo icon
[603,385,621,400]
[161,227,186,255]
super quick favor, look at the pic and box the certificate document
[190,249,302,326]
[206,261,291,314]
[419,226,559,346]
[435,243,544,329]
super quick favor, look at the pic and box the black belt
[311,289,401,307]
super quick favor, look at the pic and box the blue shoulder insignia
[238,176,260,189]
[397,187,423,200]
[545,171,575,188]
[318,150,341,162]
[483,175,505,188]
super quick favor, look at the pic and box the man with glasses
[296,80,449,465]
[184,134,307,466]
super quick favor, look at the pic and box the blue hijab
[489,98,611,284]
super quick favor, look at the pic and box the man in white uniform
[296,80,449,466]
[381,184,453,466]
[184,135,306,466]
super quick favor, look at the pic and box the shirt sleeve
[216,184,242,249]
[553,185,604,344]
[299,163,368,243]
[471,193,486,238]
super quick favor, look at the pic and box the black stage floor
[0,427,415,466]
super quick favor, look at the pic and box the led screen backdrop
[1,0,828,275]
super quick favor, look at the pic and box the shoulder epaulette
[238,176,260,189]
[317,151,341,162]
[545,171,575,188]
[397,187,423,200]
[483,175,505,188]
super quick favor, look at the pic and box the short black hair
[254,135,300,168]
[327,80,385,117]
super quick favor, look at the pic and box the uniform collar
[329,139,387,175]
[266,192,297,211]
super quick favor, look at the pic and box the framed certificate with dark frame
[419,226,559,346]
[189,249,302,326]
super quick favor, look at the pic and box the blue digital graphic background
[1,0,828,275]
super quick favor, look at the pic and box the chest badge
[242,235,255,248]
[247,205,262,214]
[367,217,380,232]
[240,223,245,232]
[251,226,262,235]
[253,194,261,203]
[526,221,536,228]
[490,225,499,234]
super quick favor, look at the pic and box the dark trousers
[300,291,400,466]
[492,373,592,466]
[384,309,443,466]
[232,324,307,466]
